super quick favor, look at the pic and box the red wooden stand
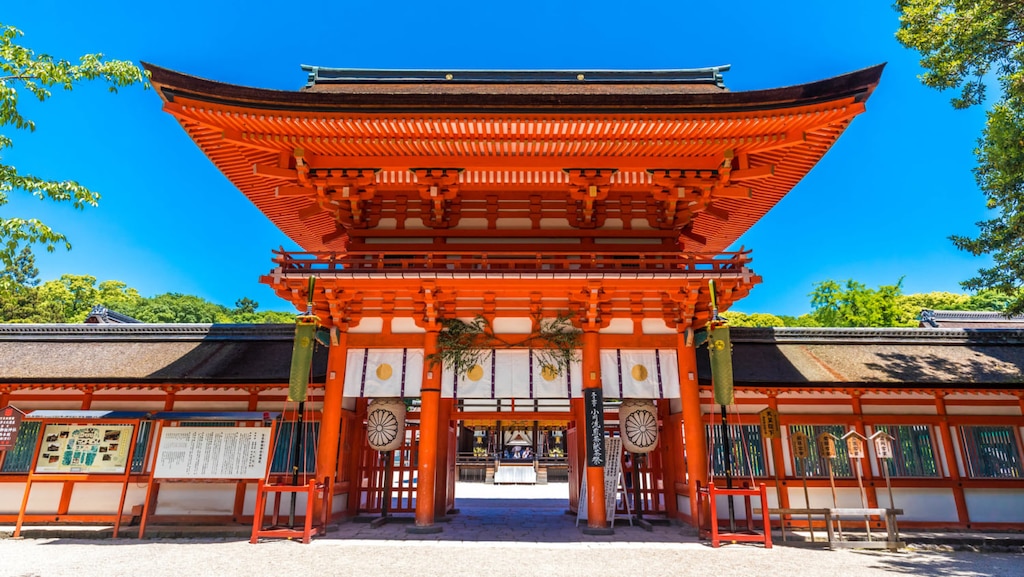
[697,482,773,548]
[249,478,329,544]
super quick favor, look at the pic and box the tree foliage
[0,23,147,268]
[894,2,1024,314]
[0,253,294,324]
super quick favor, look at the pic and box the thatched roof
[0,324,327,384]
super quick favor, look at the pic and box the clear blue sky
[4,2,992,317]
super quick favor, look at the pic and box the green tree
[722,311,787,327]
[0,246,39,321]
[809,279,914,327]
[122,292,231,324]
[1,23,147,268]
[36,274,99,322]
[894,2,1024,314]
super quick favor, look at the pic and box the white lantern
[619,398,659,454]
[367,398,406,452]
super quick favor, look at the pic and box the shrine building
[1,62,1022,537]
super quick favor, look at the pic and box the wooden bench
[764,507,904,551]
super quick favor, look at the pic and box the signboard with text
[583,389,605,467]
[0,406,25,451]
[33,424,135,474]
[153,426,272,479]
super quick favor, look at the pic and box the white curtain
[343,348,424,398]
[599,349,679,399]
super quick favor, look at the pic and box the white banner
[600,349,679,399]
[344,348,424,398]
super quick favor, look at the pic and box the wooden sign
[582,388,606,467]
[874,435,894,460]
[758,407,781,439]
[846,435,865,459]
[0,406,25,451]
[816,433,837,459]
[790,431,810,459]
[153,426,272,479]
[34,424,135,474]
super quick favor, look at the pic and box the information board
[0,406,25,451]
[34,424,135,474]
[153,426,271,479]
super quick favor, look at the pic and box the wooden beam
[730,165,774,180]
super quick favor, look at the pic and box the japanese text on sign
[0,406,25,451]
[758,407,781,439]
[791,432,810,459]
[583,389,605,467]
[153,426,271,479]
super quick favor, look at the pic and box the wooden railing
[270,248,752,274]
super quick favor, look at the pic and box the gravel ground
[2,538,1022,577]
[3,483,1021,577]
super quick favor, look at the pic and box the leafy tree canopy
[0,23,147,268]
[894,2,1024,314]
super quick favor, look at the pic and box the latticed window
[873,425,939,477]
[788,424,852,478]
[0,421,41,473]
[961,426,1023,479]
[270,420,320,475]
[705,424,767,477]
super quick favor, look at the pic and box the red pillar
[434,397,454,518]
[412,329,443,532]
[677,331,707,526]
[657,400,681,519]
[581,329,609,532]
[315,330,347,520]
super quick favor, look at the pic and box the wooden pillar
[677,331,707,526]
[767,394,791,510]
[412,328,443,531]
[936,392,970,525]
[850,392,879,508]
[315,331,348,521]
[581,329,609,531]
[345,398,368,516]
[657,399,680,518]
[434,397,454,518]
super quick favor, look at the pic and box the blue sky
[3,2,992,316]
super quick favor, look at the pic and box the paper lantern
[619,398,659,454]
[367,398,406,452]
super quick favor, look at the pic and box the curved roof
[145,64,883,253]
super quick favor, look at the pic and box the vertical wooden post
[850,393,879,509]
[657,400,680,519]
[677,331,707,526]
[434,397,453,518]
[935,392,970,525]
[767,394,791,512]
[581,329,609,532]
[315,330,348,522]
[412,328,443,532]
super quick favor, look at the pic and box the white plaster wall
[964,489,1024,523]
[886,488,959,522]
[784,487,865,509]
[599,318,634,335]
[350,317,384,334]
[166,400,250,411]
[642,318,675,335]
[391,318,425,334]
[946,405,1022,416]
[66,483,148,515]
[23,482,63,514]
[0,483,28,514]
[154,483,238,515]
[491,317,532,334]
[862,404,937,415]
